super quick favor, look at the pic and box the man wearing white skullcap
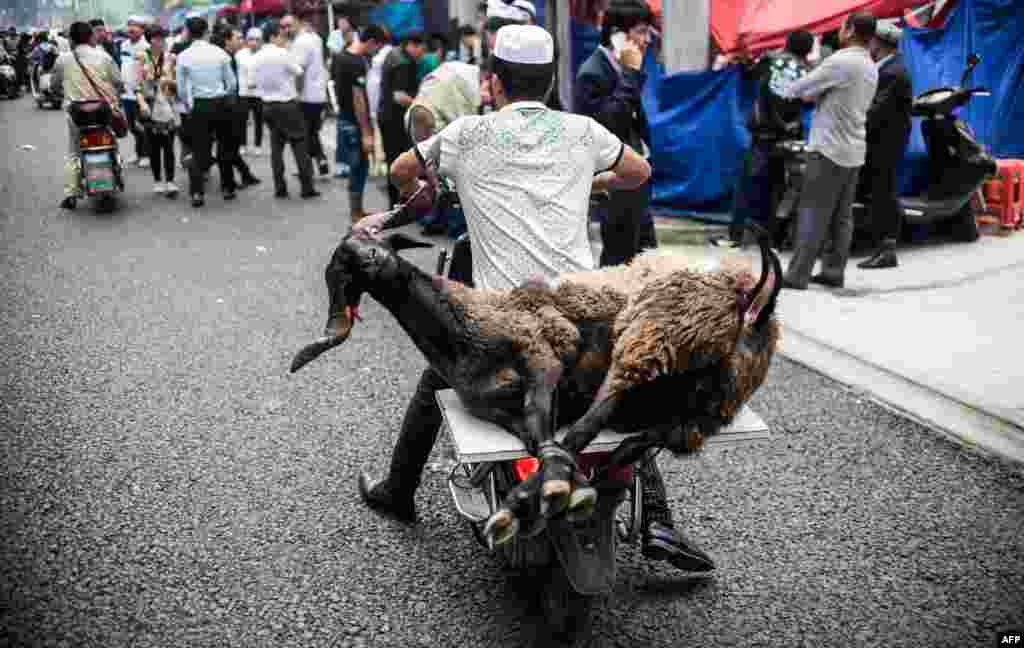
[235,27,265,155]
[355,24,653,536]
[120,14,150,166]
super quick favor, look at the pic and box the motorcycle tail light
[80,131,113,149]
[513,457,540,482]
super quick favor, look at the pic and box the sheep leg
[484,366,564,545]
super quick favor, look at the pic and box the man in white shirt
[175,16,239,207]
[235,27,263,155]
[120,16,149,166]
[354,28,714,573]
[282,14,330,176]
[251,19,319,199]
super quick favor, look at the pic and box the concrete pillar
[449,0,478,27]
[661,0,710,74]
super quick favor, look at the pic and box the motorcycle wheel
[94,194,117,214]
[540,564,593,640]
[950,203,980,243]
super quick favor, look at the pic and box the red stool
[984,159,1024,228]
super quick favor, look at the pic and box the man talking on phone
[575,0,657,268]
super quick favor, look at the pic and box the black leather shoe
[241,176,261,188]
[274,189,289,199]
[191,194,205,208]
[857,250,898,269]
[300,189,322,199]
[781,277,806,290]
[810,273,844,288]
[59,196,77,210]
[223,189,237,201]
[642,521,715,572]
[359,473,418,524]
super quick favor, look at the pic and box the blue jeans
[336,118,368,195]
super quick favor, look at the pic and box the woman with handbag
[136,26,180,198]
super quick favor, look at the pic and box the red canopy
[712,0,929,56]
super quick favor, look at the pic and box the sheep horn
[289,310,355,373]
[745,222,772,307]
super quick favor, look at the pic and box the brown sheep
[290,228,782,543]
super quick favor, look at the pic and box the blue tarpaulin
[367,0,424,41]
[898,0,1024,194]
[570,0,1024,213]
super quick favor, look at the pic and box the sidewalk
[656,219,1024,463]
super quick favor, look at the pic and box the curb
[779,325,1024,465]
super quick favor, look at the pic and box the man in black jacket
[723,31,813,249]
[574,0,656,267]
[857,22,913,269]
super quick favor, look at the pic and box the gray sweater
[783,46,878,168]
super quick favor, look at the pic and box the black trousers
[214,96,257,185]
[263,101,314,194]
[380,111,411,207]
[244,96,263,148]
[146,129,175,183]
[858,142,905,246]
[597,182,657,267]
[187,97,236,196]
[122,99,149,160]
[178,112,192,164]
[300,101,326,164]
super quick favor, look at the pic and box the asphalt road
[2,95,1023,648]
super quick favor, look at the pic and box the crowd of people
[718,15,914,275]
[7,0,917,583]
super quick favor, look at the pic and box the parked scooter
[0,48,21,99]
[857,53,996,242]
[774,54,996,247]
[69,99,124,211]
[30,46,62,109]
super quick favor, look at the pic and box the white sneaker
[153,181,166,194]
[249,146,262,156]
[164,181,179,195]
[240,146,248,156]
[139,158,150,168]
[125,153,139,165]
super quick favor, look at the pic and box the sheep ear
[384,232,434,253]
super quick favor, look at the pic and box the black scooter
[774,53,996,247]
[864,53,996,242]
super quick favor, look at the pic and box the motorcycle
[30,47,62,109]
[861,52,995,242]
[436,376,770,637]
[0,49,21,99]
[774,53,996,247]
[416,117,770,637]
[70,99,125,212]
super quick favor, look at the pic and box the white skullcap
[487,0,530,23]
[512,0,537,19]
[246,27,262,40]
[875,21,902,45]
[126,15,146,26]
[493,24,553,65]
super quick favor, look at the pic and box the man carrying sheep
[351,24,716,573]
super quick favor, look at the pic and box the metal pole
[662,0,710,74]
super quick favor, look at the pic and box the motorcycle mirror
[961,53,981,87]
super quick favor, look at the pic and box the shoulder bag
[73,50,129,138]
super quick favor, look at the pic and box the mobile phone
[610,30,627,56]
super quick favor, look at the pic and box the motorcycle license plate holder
[83,154,116,193]
[436,389,770,464]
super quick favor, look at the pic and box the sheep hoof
[565,487,598,522]
[484,509,520,546]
